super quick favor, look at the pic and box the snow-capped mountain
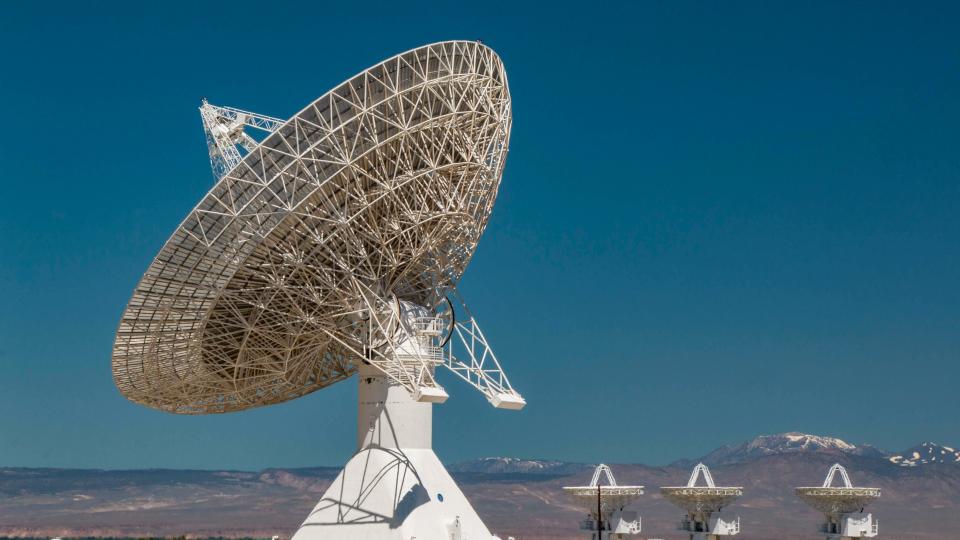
[888,442,960,467]
[458,434,960,473]
[448,456,590,475]
[685,432,886,466]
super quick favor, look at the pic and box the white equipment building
[796,463,881,539]
[563,464,644,540]
[112,41,524,540]
[660,463,743,539]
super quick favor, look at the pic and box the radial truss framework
[113,41,521,414]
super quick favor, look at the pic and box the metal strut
[589,463,618,487]
[199,99,284,181]
[686,463,717,488]
[322,281,525,410]
[442,291,526,409]
[822,463,854,488]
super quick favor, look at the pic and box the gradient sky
[0,1,957,470]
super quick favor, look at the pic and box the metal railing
[411,316,446,337]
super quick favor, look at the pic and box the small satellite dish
[112,40,524,540]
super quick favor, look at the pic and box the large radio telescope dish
[112,41,520,414]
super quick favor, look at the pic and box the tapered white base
[292,446,492,540]
[291,365,496,540]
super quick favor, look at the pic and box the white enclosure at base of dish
[292,364,496,540]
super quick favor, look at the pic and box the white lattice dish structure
[112,41,525,540]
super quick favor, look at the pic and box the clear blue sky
[0,1,957,470]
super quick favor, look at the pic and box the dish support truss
[325,279,525,409]
[823,464,854,488]
[200,100,284,181]
[590,463,620,487]
[687,463,717,488]
[195,100,524,411]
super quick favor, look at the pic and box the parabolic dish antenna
[112,41,524,540]
[660,463,743,513]
[563,463,644,537]
[661,463,743,538]
[563,474,645,511]
[796,463,881,515]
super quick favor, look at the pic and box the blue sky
[0,1,957,470]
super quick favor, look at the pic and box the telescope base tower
[817,513,879,539]
[291,364,496,540]
[677,515,742,540]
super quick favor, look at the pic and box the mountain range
[1,432,958,540]
[887,441,960,467]
[673,432,886,468]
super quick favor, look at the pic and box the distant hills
[448,457,591,476]
[0,432,957,540]
[450,432,957,472]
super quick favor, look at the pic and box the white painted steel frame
[200,100,285,181]
[113,41,522,414]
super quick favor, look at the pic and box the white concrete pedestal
[291,365,494,540]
